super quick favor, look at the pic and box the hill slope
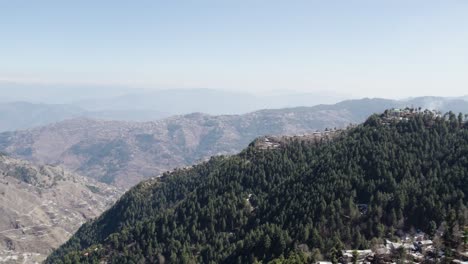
[0,155,122,263]
[46,111,468,263]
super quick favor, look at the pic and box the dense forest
[46,111,468,263]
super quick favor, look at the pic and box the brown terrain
[0,154,122,263]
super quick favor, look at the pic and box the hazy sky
[1,1,467,98]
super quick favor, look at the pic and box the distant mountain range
[74,88,347,115]
[1,88,467,133]
[0,83,347,114]
[0,82,133,104]
[0,87,348,132]
[2,97,468,187]
[0,102,172,132]
[0,154,122,263]
[0,102,83,132]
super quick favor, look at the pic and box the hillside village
[255,107,466,151]
[382,108,442,122]
[318,228,468,264]
[255,127,347,150]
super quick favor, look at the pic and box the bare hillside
[0,154,122,263]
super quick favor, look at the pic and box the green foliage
[12,166,37,184]
[351,250,358,264]
[46,112,468,263]
[391,246,406,263]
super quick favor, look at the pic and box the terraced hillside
[0,154,122,263]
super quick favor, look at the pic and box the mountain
[45,111,468,263]
[0,82,346,115]
[83,109,172,122]
[2,92,468,133]
[0,102,84,132]
[0,88,345,132]
[0,82,133,104]
[0,154,122,263]
[0,102,172,132]
[0,98,392,187]
[76,88,346,115]
[2,97,468,187]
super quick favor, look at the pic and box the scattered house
[342,249,373,260]
[323,228,468,263]
[382,108,442,124]
[257,137,281,150]
[374,247,390,255]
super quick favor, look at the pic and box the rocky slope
[0,154,122,263]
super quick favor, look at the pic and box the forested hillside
[46,110,468,263]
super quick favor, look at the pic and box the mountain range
[1,97,468,187]
[0,88,346,132]
[1,92,467,133]
[0,102,171,132]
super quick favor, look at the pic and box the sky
[1,0,467,98]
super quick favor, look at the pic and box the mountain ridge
[2,97,468,187]
[2,95,467,133]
